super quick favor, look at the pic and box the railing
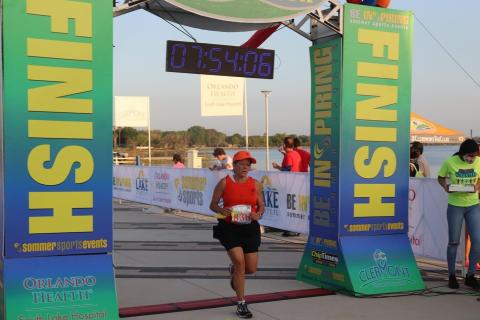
[113,156,175,166]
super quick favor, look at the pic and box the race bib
[231,205,252,225]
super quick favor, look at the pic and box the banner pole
[148,100,151,166]
[244,80,249,150]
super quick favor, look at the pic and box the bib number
[231,205,252,225]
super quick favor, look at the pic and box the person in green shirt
[438,139,480,290]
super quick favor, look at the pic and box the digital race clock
[165,40,275,79]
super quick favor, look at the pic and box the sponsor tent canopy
[410,112,464,144]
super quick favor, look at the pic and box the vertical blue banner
[339,4,414,237]
[1,1,118,318]
[3,0,113,257]
[297,37,352,290]
[309,38,342,245]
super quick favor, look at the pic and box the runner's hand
[218,207,232,216]
[251,211,262,221]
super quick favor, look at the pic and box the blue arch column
[297,4,424,295]
[0,0,119,317]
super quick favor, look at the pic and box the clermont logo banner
[2,0,113,257]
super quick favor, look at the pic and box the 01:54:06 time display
[165,40,275,79]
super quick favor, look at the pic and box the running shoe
[229,264,235,291]
[236,302,253,318]
[448,274,459,289]
[465,274,480,290]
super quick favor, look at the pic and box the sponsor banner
[112,166,152,204]
[339,4,413,236]
[251,171,309,234]
[201,75,244,116]
[340,234,424,294]
[173,168,217,213]
[114,165,455,262]
[114,166,310,234]
[4,254,118,319]
[3,0,112,257]
[408,178,464,261]
[114,96,150,128]
[112,166,135,201]
[308,38,342,249]
[296,242,353,292]
[164,0,325,23]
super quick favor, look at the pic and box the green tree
[226,133,244,146]
[187,126,207,146]
[118,127,138,148]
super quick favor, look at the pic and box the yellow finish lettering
[354,184,395,217]
[354,146,396,179]
[356,84,397,121]
[26,0,92,37]
[28,145,94,185]
[28,120,92,139]
[358,29,399,60]
[28,65,92,114]
[356,127,396,142]
[29,191,93,233]
[357,62,398,79]
[27,38,92,61]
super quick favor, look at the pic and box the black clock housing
[166,40,275,79]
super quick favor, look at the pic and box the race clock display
[166,40,275,79]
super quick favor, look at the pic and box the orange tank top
[222,175,257,213]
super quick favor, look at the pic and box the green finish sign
[165,0,324,22]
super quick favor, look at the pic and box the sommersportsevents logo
[358,249,411,288]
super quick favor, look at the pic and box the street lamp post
[261,90,272,171]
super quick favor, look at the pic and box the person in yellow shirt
[438,139,480,290]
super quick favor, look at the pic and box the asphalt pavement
[113,199,480,320]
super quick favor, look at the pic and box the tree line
[113,126,310,149]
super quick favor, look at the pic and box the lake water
[220,145,459,177]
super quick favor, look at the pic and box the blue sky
[114,0,480,136]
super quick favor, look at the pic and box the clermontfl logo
[358,249,410,287]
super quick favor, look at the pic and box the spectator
[409,141,430,177]
[437,139,480,290]
[272,137,301,237]
[272,137,301,172]
[293,137,310,172]
[210,148,233,170]
[172,153,185,168]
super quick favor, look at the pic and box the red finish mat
[119,288,334,317]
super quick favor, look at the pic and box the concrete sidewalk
[113,200,480,320]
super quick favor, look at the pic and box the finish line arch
[0,0,422,318]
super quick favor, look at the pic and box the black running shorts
[213,220,261,253]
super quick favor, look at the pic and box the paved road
[113,199,480,320]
